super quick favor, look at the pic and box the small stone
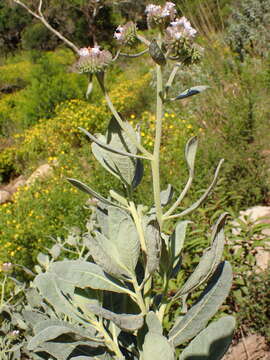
[0,190,11,204]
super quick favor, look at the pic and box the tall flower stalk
[8,2,235,359]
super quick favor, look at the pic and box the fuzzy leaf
[142,332,174,360]
[34,273,79,320]
[67,178,120,208]
[144,219,161,274]
[178,316,235,360]
[185,137,198,175]
[174,86,209,100]
[87,304,144,332]
[49,260,129,294]
[169,261,232,347]
[149,39,166,66]
[91,116,141,187]
[84,234,128,278]
[146,312,163,335]
[161,184,174,206]
[170,221,191,267]
[175,213,228,298]
[106,207,140,274]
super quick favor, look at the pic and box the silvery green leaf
[106,207,140,274]
[22,310,48,328]
[37,253,50,269]
[34,273,80,320]
[142,332,174,360]
[179,316,235,360]
[49,244,61,259]
[91,116,141,187]
[96,203,109,237]
[146,312,163,335]
[185,137,198,175]
[80,127,144,160]
[169,261,232,347]
[87,304,144,332]
[160,184,174,206]
[170,221,191,268]
[49,260,130,294]
[175,159,224,218]
[32,340,104,360]
[67,178,121,208]
[84,233,129,278]
[25,287,43,308]
[149,39,166,66]
[144,218,161,274]
[32,319,97,347]
[174,86,209,100]
[175,213,228,298]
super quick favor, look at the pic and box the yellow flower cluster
[0,73,150,173]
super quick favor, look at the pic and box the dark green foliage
[226,0,270,60]
[21,22,58,51]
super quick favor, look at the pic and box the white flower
[167,16,197,39]
[91,45,101,55]
[114,25,124,41]
[145,4,161,15]
[78,47,90,57]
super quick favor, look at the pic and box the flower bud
[7,330,20,339]
[74,46,112,74]
[0,262,13,273]
[114,22,137,46]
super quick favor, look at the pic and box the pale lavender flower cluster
[114,25,124,41]
[166,16,197,39]
[78,45,101,57]
[0,262,13,272]
[145,2,176,26]
[75,45,112,74]
[113,22,137,45]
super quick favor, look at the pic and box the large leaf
[160,184,174,206]
[34,273,80,321]
[91,116,142,188]
[185,137,198,175]
[28,323,100,351]
[144,218,161,274]
[170,220,191,268]
[169,261,232,347]
[67,178,120,208]
[49,260,130,294]
[105,207,140,274]
[179,316,235,360]
[146,312,163,335]
[87,304,143,332]
[84,234,128,278]
[142,332,174,360]
[175,213,228,298]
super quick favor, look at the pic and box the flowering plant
[6,1,235,359]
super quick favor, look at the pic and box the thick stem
[151,60,163,227]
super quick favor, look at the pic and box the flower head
[74,46,112,74]
[0,262,13,273]
[114,22,137,46]
[145,2,176,28]
[166,17,197,41]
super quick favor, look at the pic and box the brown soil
[224,334,270,360]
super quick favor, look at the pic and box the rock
[231,206,270,271]
[26,164,54,186]
[224,334,270,360]
[4,175,26,194]
[0,190,11,204]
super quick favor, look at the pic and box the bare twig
[13,0,80,54]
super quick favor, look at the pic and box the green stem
[0,276,7,307]
[151,60,164,228]
[132,276,147,315]
[96,74,152,159]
